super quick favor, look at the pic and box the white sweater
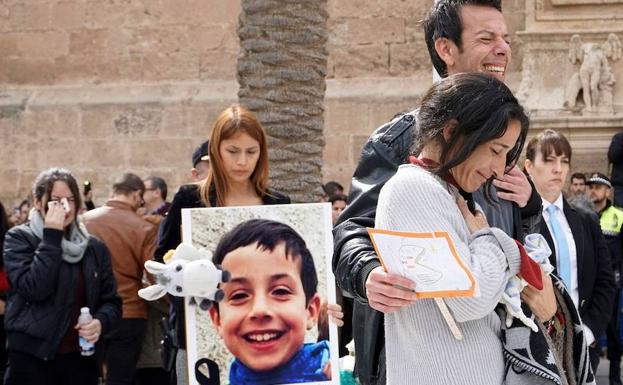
[376,164,521,385]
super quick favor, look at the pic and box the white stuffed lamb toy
[138,243,230,310]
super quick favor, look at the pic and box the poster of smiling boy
[181,203,339,385]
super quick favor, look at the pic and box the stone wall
[0,0,240,84]
[0,0,615,207]
[0,0,241,207]
[322,0,432,189]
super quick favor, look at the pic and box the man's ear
[208,305,223,337]
[190,168,199,180]
[434,37,458,70]
[442,119,459,142]
[305,294,322,330]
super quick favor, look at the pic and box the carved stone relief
[564,33,621,114]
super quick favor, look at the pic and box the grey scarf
[29,209,89,264]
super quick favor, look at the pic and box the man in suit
[524,129,616,371]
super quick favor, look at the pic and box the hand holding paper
[365,266,418,313]
[367,228,476,299]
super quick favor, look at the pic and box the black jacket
[3,225,121,360]
[540,199,616,340]
[332,112,543,385]
[154,183,291,348]
[609,132,623,187]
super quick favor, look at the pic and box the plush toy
[139,243,230,310]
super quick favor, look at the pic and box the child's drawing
[399,238,443,285]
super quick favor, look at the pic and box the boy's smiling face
[209,242,321,372]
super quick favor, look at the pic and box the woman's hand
[75,318,102,344]
[44,202,66,230]
[457,197,488,233]
[521,269,557,322]
[365,266,418,313]
[327,303,344,327]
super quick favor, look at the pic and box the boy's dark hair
[145,176,168,200]
[414,73,529,202]
[112,173,145,196]
[423,0,502,78]
[525,129,572,163]
[571,172,586,182]
[213,219,318,305]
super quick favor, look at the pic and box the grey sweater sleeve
[376,165,521,322]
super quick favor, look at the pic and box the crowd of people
[0,0,622,384]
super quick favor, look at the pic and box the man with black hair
[329,194,347,225]
[321,181,344,202]
[332,1,547,384]
[83,173,157,385]
[570,172,588,198]
[569,172,596,216]
[138,175,172,385]
[143,176,171,217]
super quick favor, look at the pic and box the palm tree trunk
[237,0,329,203]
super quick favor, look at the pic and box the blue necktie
[547,205,572,289]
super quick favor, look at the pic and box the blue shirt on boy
[229,341,330,384]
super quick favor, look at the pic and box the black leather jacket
[332,112,543,385]
[3,225,121,360]
[609,131,623,187]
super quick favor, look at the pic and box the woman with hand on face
[155,104,290,384]
[373,75,597,385]
[2,168,121,385]
[373,73,531,384]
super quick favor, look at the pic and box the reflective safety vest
[600,205,623,237]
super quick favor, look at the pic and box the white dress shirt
[542,194,595,345]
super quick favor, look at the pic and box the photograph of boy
[182,203,338,385]
[209,219,331,385]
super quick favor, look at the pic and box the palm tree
[237,0,329,203]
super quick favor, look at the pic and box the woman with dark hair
[0,200,11,378]
[2,168,121,385]
[374,73,530,384]
[155,104,290,384]
[524,129,615,374]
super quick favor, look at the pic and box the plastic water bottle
[78,307,95,356]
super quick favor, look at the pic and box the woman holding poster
[375,73,595,385]
[155,104,290,384]
[373,73,593,385]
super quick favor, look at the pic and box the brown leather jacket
[83,200,157,319]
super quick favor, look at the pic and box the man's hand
[365,266,418,313]
[521,269,557,322]
[75,318,102,344]
[493,166,531,208]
